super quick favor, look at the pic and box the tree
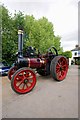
[1,5,17,64]
[0,5,2,62]
[24,16,62,53]
[54,35,63,54]
[1,6,25,64]
[1,5,63,64]
[62,51,72,58]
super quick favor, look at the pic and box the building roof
[71,45,80,51]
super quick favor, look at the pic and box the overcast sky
[1,0,79,51]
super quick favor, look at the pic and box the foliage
[75,59,80,65]
[1,5,63,64]
[62,51,72,58]
[0,5,2,62]
[1,6,17,64]
[24,17,55,53]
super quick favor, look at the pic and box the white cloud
[61,30,78,51]
[1,0,78,51]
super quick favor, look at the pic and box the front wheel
[50,56,68,81]
[11,67,36,94]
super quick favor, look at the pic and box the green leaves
[24,17,56,53]
[1,5,63,64]
[1,5,17,64]
[62,51,72,58]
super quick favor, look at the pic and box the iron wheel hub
[24,79,28,84]
[60,67,63,71]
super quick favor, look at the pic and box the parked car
[0,61,11,76]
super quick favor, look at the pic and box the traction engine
[8,29,68,94]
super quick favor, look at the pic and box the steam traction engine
[8,29,68,94]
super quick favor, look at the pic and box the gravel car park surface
[2,65,78,118]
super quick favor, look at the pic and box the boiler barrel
[17,58,45,69]
[28,58,45,68]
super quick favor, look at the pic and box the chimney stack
[18,29,23,57]
[75,45,79,48]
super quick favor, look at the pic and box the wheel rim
[56,57,68,80]
[9,66,17,80]
[13,69,36,94]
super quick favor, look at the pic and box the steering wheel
[48,46,58,56]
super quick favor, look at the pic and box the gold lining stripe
[27,58,30,67]
[40,59,45,67]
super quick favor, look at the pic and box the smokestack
[18,29,23,57]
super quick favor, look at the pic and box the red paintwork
[8,66,17,80]
[56,57,68,80]
[13,69,36,94]
[29,58,46,68]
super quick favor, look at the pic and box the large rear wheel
[50,56,68,81]
[11,67,36,94]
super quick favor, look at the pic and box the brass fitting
[18,30,23,34]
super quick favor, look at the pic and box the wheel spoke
[59,71,63,79]
[27,76,34,80]
[28,81,32,85]
[56,68,60,73]
[25,72,30,77]
[57,62,61,67]
[56,64,60,68]
[59,58,66,66]
[56,66,60,69]
[25,83,29,88]
[57,71,61,77]
[22,84,26,90]
[62,64,67,68]
[61,70,65,76]
[17,81,24,87]
[22,72,26,78]
[16,75,22,81]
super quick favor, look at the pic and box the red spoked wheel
[8,66,17,80]
[11,67,36,94]
[50,56,68,81]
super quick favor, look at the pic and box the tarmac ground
[2,65,78,118]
